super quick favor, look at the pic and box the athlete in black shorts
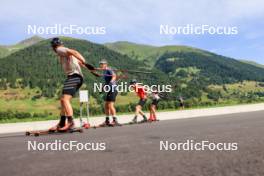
[130,79,148,123]
[99,59,121,126]
[179,96,185,109]
[49,38,88,131]
[148,88,160,121]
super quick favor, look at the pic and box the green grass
[0,81,264,124]
[115,92,138,105]
[0,87,139,124]
[1,99,264,124]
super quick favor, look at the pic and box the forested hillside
[0,37,264,122]
[155,51,264,84]
[0,37,156,101]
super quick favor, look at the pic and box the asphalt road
[0,111,264,176]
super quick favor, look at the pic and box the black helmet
[51,37,63,47]
[130,79,137,85]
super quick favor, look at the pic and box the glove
[84,63,95,70]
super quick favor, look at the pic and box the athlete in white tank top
[49,37,87,131]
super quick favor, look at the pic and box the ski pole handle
[84,63,96,71]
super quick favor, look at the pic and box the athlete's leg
[135,105,142,116]
[150,104,156,120]
[138,106,147,121]
[59,94,75,131]
[150,104,155,114]
[52,74,83,131]
[131,105,140,123]
[109,101,121,125]
[138,110,145,116]
[61,94,73,116]
[58,95,69,126]
[105,101,111,116]
[149,104,154,121]
[109,102,116,117]
[49,95,68,131]
[60,102,65,116]
[98,101,111,126]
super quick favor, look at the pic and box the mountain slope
[17,35,44,46]
[155,51,264,85]
[1,37,263,96]
[0,36,44,58]
[106,41,264,84]
[0,37,152,100]
[0,47,9,58]
[0,37,264,118]
[240,60,264,68]
[105,42,264,71]
[105,41,213,66]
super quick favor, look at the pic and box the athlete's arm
[146,90,152,97]
[107,69,116,83]
[66,48,98,72]
[66,49,86,64]
[111,72,117,82]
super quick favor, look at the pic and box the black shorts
[62,74,83,96]
[151,99,159,106]
[104,89,118,102]
[137,99,147,107]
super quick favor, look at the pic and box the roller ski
[111,117,122,126]
[93,117,114,129]
[124,115,148,125]
[25,128,83,137]
[26,116,83,137]
[148,114,159,122]
[93,117,122,129]
[148,119,160,122]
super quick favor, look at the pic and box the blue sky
[1,0,264,64]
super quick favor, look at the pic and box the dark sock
[59,115,66,127]
[113,117,117,121]
[133,115,137,121]
[142,115,147,120]
[105,117,110,122]
[66,116,73,123]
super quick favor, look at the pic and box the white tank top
[151,92,160,100]
[55,46,83,76]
